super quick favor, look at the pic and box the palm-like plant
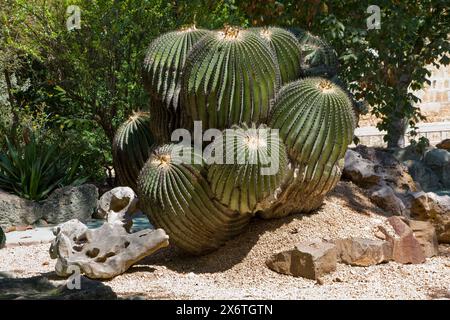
[0,136,87,201]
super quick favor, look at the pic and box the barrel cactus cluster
[113,25,357,255]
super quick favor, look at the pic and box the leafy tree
[236,0,450,147]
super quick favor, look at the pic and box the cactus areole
[112,26,358,255]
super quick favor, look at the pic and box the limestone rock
[266,240,337,280]
[96,187,139,229]
[410,191,450,243]
[379,216,426,264]
[335,237,392,266]
[436,139,450,151]
[40,184,98,224]
[408,220,439,258]
[370,185,406,215]
[0,190,42,230]
[50,219,169,279]
[343,149,380,187]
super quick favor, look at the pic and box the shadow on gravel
[0,272,117,300]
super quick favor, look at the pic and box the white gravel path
[1,182,449,300]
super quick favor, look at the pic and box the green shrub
[0,136,87,201]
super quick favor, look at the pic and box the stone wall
[359,62,450,128]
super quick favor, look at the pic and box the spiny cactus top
[181,26,280,131]
[270,77,355,163]
[252,27,302,84]
[143,26,210,110]
[207,123,289,214]
[137,144,250,255]
[295,30,339,78]
[112,111,155,190]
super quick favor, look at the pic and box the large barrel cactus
[263,77,356,218]
[181,26,280,131]
[137,144,250,254]
[112,111,155,190]
[207,123,289,214]
[143,26,210,142]
[113,25,360,255]
[251,27,302,84]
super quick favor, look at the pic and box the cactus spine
[143,26,210,142]
[253,27,302,84]
[112,111,155,190]
[207,123,289,214]
[137,144,250,254]
[181,26,280,131]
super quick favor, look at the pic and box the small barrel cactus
[252,27,302,84]
[207,123,289,215]
[112,111,155,190]
[137,144,250,255]
[143,26,210,142]
[181,26,280,131]
[293,30,339,78]
[264,77,356,217]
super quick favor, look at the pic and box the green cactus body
[207,123,289,215]
[0,226,5,249]
[264,78,355,218]
[293,30,339,78]
[113,112,156,190]
[181,26,280,131]
[137,144,250,255]
[143,26,210,142]
[252,27,302,84]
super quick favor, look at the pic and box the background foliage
[1,0,449,188]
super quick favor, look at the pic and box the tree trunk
[4,69,19,143]
[386,114,408,148]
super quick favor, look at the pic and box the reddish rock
[379,217,426,264]
[335,237,392,266]
[410,191,450,243]
[266,240,337,280]
[408,220,439,258]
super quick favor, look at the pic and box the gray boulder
[343,149,381,187]
[423,148,450,188]
[370,185,406,216]
[0,190,42,230]
[50,219,169,279]
[40,184,98,224]
[403,160,442,191]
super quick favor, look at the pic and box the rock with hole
[49,219,169,279]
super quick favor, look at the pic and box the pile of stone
[342,143,450,244]
[266,217,438,280]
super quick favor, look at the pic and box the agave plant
[114,25,359,255]
[0,136,87,201]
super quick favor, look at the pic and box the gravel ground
[1,181,449,300]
